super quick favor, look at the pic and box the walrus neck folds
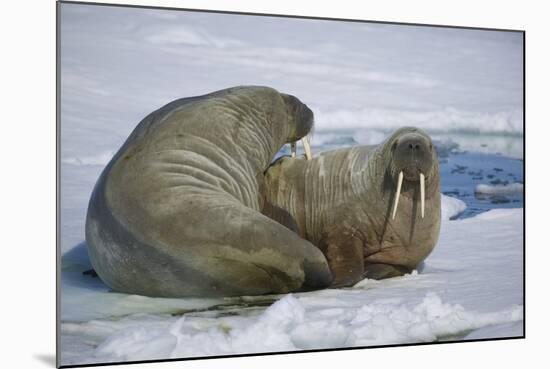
[264,146,375,244]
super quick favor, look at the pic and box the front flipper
[159,195,333,297]
[319,226,364,288]
[363,263,410,280]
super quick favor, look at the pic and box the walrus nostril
[408,143,421,151]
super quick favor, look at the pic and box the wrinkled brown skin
[263,127,441,287]
[85,86,333,298]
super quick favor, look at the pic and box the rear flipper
[259,201,333,292]
[319,226,365,288]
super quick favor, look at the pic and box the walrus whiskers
[420,172,425,218]
[391,171,403,220]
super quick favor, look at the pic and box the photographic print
[58,1,524,367]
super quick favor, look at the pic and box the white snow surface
[60,207,523,365]
[475,182,524,195]
[59,4,524,366]
[440,194,467,220]
[85,291,521,362]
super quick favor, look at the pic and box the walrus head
[385,127,437,220]
[359,127,440,279]
[281,94,314,142]
[281,94,314,160]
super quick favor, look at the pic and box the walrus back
[85,86,333,297]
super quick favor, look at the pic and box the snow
[475,183,524,195]
[313,106,522,135]
[61,151,114,166]
[78,291,522,362]
[60,208,523,365]
[441,194,467,220]
[58,3,523,366]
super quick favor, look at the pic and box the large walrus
[263,127,441,287]
[85,86,333,298]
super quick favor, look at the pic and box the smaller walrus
[263,127,441,287]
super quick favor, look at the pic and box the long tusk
[391,171,403,220]
[302,136,312,160]
[420,173,425,219]
[290,142,297,158]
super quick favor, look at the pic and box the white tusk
[302,136,312,160]
[290,142,297,158]
[391,171,403,220]
[420,173,425,219]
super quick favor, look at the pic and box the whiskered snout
[390,131,435,220]
[393,134,433,180]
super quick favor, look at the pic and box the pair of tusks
[290,136,312,160]
[391,172,425,220]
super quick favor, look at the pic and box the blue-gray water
[439,150,523,219]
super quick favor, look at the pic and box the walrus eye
[391,140,399,152]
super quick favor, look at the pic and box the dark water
[275,135,524,220]
[438,150,523,219]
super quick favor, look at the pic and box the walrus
[85,86,333,298]
[263,127,441,287]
